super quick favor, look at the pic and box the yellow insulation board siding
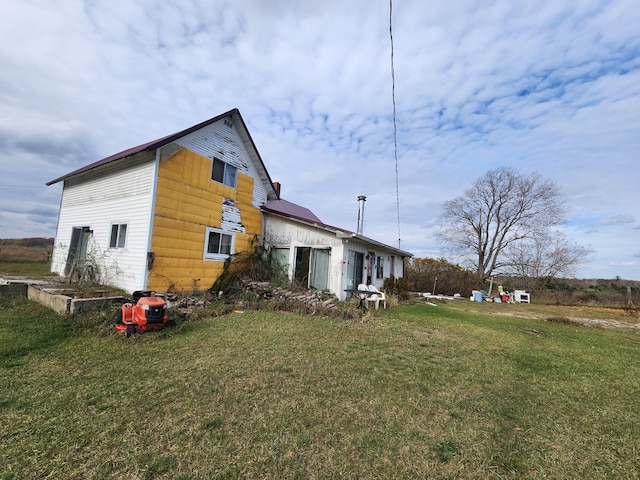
[148,148,263,292]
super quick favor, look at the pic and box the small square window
[211,158,238,188]
[110,224,127,249]
[204,227,235,260]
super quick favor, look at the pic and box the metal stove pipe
[356,195,366,235]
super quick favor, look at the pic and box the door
[309,249,330,290]
[294,247,330,290]
[294,247,310,286]
[346,250,364,290]
[366,250,374,284]
[65,226,91,275]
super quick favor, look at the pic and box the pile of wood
[243,281,338,311]
[163,282,339,317]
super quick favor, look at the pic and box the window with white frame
[204,227,235,260]
[376,255,384,279]
[211,157,238,188]
[109,223,128,249]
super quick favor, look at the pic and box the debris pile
[160,281,339,317]
[243,280,338,311]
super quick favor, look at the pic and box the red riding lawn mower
[115,290,175,337]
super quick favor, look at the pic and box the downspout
[143,148,161,289]
[51,183,65,274]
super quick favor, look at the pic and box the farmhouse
[47,108,411,300]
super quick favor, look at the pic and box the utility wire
[389,0,401,249]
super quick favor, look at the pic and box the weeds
[210,238,288,294]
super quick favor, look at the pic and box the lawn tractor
[114,290,174,337]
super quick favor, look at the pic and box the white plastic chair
[367,285,387,309]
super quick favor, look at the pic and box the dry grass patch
[447,298,639,325]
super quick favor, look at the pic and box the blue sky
[1,0,639,280]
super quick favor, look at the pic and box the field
[0,244,54,276]
[1,296,639,479]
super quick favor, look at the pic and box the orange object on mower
[114,290,174,337]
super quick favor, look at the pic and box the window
[110,224,127,249]
[211,157,238,188]
[204,227,235,260]
[272,247,291,275]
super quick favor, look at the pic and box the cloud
[577,214,636,233]
[593,214,636,227]
[0,0,639,280]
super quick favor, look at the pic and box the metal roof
[46,108,277,199]
[264,199,323,224]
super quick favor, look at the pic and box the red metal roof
[264,199,323,224]
[46,108,275,194]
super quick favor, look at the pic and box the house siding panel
[148,147,262,292]
[51,156,156,293]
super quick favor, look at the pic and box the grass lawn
[0,260,53,276]
[1,297,639,479]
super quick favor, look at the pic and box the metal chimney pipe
[356,195,366,234]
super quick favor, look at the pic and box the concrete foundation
[0,278,125,315]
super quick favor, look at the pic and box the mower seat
[132,290,154,303]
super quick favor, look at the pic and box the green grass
[0,260,54,276]
[1,297,639,479]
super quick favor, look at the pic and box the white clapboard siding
[221,198,246,233]
[174,120,269,207]
[51,159,156,293]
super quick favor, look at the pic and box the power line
[389,0,401,249]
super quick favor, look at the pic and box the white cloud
[1,0,639,279]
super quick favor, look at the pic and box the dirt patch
[451,302,640,331]
[546,315,640,331]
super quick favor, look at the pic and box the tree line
[0,238,54,247]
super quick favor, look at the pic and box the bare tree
[502,230,592,288]
[436,167,567,280]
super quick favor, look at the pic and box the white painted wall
[263,215,345,296]
[263,214,406,300]
[51,158,156,293]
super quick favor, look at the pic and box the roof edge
[262,207,412,257]
[47,108,278,190]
